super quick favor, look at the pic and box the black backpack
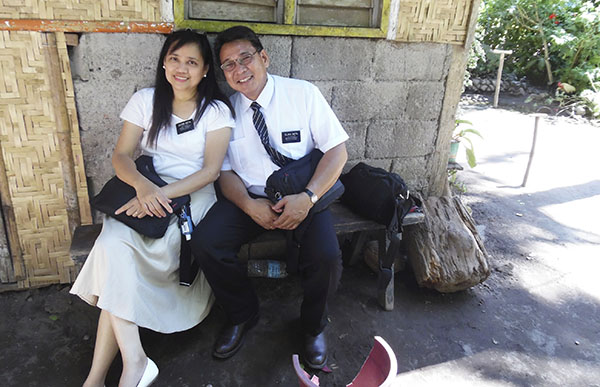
[340,162,417,235]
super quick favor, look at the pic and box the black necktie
[250,102,293,168]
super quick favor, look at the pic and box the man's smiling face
[219,39,270,101]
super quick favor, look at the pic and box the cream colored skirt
[70,185,216,333]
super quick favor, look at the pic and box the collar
[240,74,274,113]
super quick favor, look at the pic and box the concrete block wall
[71,33,451,206]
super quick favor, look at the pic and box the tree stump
[405,195,490,292]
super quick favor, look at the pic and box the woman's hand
[115,197,148,218]
[133,180,173,217]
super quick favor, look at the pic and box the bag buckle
[178,203,193,241]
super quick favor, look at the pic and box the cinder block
[405,43,450,81]
[343,159,392,174]
[261,35,292,77]
[406,82,445,121]
[311,81,334,105]
[340,121,368,160]
[291,37,374,81]
[73,33,163,196]
[391,157,429,192]
[366,119,437,158]
[332,82,407,121]
[373,40,409,81]
[375,41,449,81]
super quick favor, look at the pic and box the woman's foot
[118,355,148,387]
[137,358,159,387]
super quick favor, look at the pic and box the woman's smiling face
[163,42,208,93]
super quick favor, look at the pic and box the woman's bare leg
[82,309,119,387]
[108,312,148,387]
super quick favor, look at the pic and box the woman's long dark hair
[147,30,235,148]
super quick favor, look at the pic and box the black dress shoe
[303,331,327,369]
[213,313,259,359]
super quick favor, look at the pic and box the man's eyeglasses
[220,50,259,72]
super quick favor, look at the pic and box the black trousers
[190,197,341,335]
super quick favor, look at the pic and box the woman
[70,30,234,387]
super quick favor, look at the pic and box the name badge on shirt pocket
[176,119,194,135]
[282,130,301,144]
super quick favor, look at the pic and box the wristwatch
[303,188,319,204]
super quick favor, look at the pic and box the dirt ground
[1,94,599,387]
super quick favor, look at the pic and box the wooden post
[522,114,545,187]
[492,49,513,108]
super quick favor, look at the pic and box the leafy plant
[453,119,483,168]
[477,0,600,90]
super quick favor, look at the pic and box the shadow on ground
[1,99,600,386]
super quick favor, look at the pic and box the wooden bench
[69,202,424,311]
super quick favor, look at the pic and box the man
[191,26,348,369]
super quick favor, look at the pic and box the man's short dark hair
[214,26,264,62]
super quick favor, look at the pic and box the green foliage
[478,0,600,90]
[464,25,488,90]
[581,88,600,117]
[448,169,468,193]
[454,119,483,168]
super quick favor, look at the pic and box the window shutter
[296,0,380,28]
[188,0,281,23]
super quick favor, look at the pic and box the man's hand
[247,198,280,230]
[272,193,313,230]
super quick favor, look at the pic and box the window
[175,0,390,38]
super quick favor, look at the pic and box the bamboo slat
[396,0,473,45]
[0,0,160,22]
[55,32,92,227]
[0,30,87,288]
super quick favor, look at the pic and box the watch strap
[303,188,318,204]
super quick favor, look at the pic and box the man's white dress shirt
[224,74,349,196]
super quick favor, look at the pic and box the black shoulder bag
[340,162,421,280]
[264,149,344,213]
[264,149,345,273]
[90,155,197,286]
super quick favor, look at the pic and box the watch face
[311,195,318,204]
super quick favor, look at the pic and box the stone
[406,82,445,121]
[365,119,437,158]
[405,195,490,292]
[341,121,368,160]
[374,41,449,81]
[332,82,407,121]
[291,37,374,81]
[72,33,164,196]
[343,159,392,173]
[260,35,292,77]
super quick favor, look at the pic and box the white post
[521,114,545,187]
[492,49,513,108]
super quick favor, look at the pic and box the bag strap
[380,194,405,271]
[177,204,198,286]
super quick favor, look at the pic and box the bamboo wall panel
[0,30,87,288]
[56,33,92,227]
[397,0,472,44]
[0,0,160,22]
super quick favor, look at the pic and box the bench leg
[344,231,369,266]
[376,231,394,311]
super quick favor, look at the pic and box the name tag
[282,130,301,144]
[176,119,194,135]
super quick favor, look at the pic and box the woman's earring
[162,65,166,69]
[203,74,207,78]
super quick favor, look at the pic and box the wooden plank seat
[69,202,424,310]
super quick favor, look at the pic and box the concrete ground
[1,97,599,386]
